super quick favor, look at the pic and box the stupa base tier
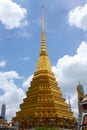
[12,117,76,129]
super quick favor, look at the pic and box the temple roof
[81,113,87,126]
[82,97,87,104]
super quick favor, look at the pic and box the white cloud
[23,75,33,88]
[0,61,6,68]
[68,3,87,31]
[0,0,28,30]
[0,71,25,121]
[23,57,30,61]
[0,71,21,79]
[52,41,87,116]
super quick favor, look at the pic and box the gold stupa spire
[40,5,47,56]
[36,6,52,72]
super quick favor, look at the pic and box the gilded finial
[36,6,52,72]
[40,5,47,56]
[42,5,44,32]
[42,4,43,9]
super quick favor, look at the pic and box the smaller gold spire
[40,5,47,56]
[68,96,71,111]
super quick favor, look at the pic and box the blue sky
[0,0,87,121]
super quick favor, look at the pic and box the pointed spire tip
[42,4,44,8]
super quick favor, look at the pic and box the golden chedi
[13,6,76,129]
